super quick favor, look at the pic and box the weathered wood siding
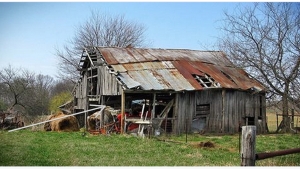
[98,65,122,96]
[174,91,195,134]
[174,89,266,134]
[74,72,88,110]
[196,89,223,133]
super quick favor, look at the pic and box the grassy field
[0,129,299,166]
[266,111,300,132]
[0,112,299,166]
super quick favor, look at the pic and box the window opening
[193,74,220,88]
[245,116,255,125]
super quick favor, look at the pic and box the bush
[49,91,72,113]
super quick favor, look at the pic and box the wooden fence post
[241,126,256,166]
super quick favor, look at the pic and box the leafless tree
[56,10,147,82]
[25,74,54,116]
[0,66,54,119]
[219,2,300,132]
[0,66,35,110]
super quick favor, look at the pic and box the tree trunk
[281,88,290,133]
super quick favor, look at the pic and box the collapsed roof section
[80,47,266,92]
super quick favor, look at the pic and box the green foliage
[0,130,299,166]
[0,101,8,111]
[49,91,72,113]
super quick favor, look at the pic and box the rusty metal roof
[96,47,265,92]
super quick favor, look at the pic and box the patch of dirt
[190,141,216,148]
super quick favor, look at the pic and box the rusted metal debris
[0,108,24,130]
[256,148,300,160]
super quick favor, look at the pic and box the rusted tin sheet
[188,61,265,90]
[172,60,204,90]
[189,61,238,88]
[97,47,265,92]
[127,70,165,90]
[117,68,195,91]
[98,47,233,66]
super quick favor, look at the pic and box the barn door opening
[192,104,210,133]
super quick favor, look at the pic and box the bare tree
[0,66,35,110]
[26,74,54,116]
[219,2,300,132]
[0,66,54,118]
[56,10,147,82]
[50,79,74,97]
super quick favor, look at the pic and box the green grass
[0,130,299,166]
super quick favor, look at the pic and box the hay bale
[44,112,79,132]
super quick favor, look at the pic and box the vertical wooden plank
[177,93,183,135]
[152,93,156,120]
[241,126,256,166]
[190,92,195,133]
[208,90,212,132]
[261,94,267,133]
[97,67,101,96]
[172,93,179,134]
[173,93,179,135]
[121,90,125,134]
[222,89,225,133]
[254,95,259,133]
[229,91,234,133]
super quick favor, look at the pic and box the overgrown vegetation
[0,130,299,166]
[49,91,73,113]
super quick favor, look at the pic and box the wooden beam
[121,90,125,134]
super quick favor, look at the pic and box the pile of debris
[0,108,24,130]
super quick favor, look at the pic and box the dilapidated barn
[73,47,267,135]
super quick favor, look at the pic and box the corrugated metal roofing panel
[111,65,127,72]
[117,73,141,89]
[111,61,196,91]
[98,47,233,66]
[96,47,266,92]
[172,60,204,90]
[219,66,265,91]
[188,61,238,88]
[156,69,195,91]
[128,70,165,90]
[187,61,265,90]
[120,69,195,91]
[161,61,175,68]
[112,62,174,72]
[99,49,119,65]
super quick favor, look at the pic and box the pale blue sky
[0,2,249,79]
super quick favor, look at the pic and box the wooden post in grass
[241,126,256,166]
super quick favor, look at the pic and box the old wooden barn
[73,47,267,135]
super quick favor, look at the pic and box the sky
[0,1,248,79]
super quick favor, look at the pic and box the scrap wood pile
[0,108,24,130]
[44,111,79,132]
